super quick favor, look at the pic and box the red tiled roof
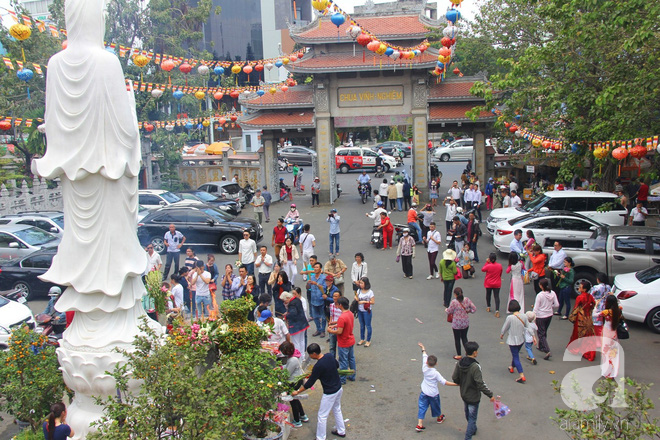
[293,14,433,42]
[429,81,476,99]
[244,89,314,108]
[290,50,438,72]
[428,103,494,122]
[240,110,315,129]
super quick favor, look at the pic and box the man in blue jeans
[307,262,327,338]
[328,297,356,384]
[327,209,341,255]
[452,341,495,440]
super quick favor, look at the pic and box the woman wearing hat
[396,227,416,279]
[439,249,458,307]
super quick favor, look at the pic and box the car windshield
[636,265,660,284]
[0,296,8,307]
[222,184,242,194]
[523,195,550,212]
[161,192,182,204]
[13,227,57,246]
[509,214,535,225]
[51,215,64,228]
[203,208,234,222]
[586,227,608,250]
[192,191,217,202]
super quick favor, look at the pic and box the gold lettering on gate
[337,86,404,108]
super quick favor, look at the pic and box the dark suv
[137,205,263,255]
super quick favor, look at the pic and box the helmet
[48,286,62,296]
[377,201,383,206]
[290,204,296,208]
[457,207,464,213]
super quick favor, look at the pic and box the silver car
[0,212,65,238]
[0,224,60,260]
[198,181,246,207]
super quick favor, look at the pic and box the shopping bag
[493,397,511,419]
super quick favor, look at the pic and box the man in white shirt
[448,181,462,205]
[463,184,476,209]
[423,222,443,279]
[259,309,290,345]
[238,230,257,275]
[145,244,162,273]
[510,190,522,208]
[502,189,511,208]
[191,260,212,318]
[379,179,389,208]
[548,241,567,294]
[509,230,524,254]
[163,224,185,279]
[509,176,518,194]
[629,201,648,226]
[395,180,405,211]
[255,245,274,296]
[366,201,387,227]
[299,224,316,265]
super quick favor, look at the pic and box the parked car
[137,205,151,223]
[553,225,660,294]
[487,191,627,234]
[0,225,60,260]
[0,250,62,300]
[613,265,660,333]
[197,182,246,207]
[492,211,603,252]
[432,138,473,162]
[278,146,317,166]
[174,190,241,215]
[0,293,36,349]
[138,189,185,209]
[0,212,65,238]
[137,205,263,254]
[373,141,412,157]
[335,147,397,173]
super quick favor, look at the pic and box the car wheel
[573,271,596,297]
[219,235,239,254]
[646,307,660,334]
[339,164,350,174]
[13,281,32,301]
[150,237,166,254]
[383,164,390,173]
[440,153,450,162]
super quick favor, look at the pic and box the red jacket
[481,261,503,288]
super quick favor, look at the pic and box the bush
[0,326,69,432]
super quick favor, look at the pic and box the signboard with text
[337,86,404,108]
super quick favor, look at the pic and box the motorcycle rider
[357,170,372,196]
[366,201,387,227]
[375,154,384,176]
[285,203,303,240]
[42,287,67,334]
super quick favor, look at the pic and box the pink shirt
[481,261,503,288]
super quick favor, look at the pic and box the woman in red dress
[567,280,596,361]
[377,211,394,250]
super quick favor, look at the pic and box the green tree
[388,126,402,142]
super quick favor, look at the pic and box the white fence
[0,178,63,216]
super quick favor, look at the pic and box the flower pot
[244,426,284,440]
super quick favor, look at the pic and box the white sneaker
[435,273,440,279]
[427,275,433,280]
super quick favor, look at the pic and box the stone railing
[178,151,264,190]
[0,178,63,216]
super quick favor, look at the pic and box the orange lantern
[229,90,240,99]
[243,65,253,75]
[144,123,154,132]
[214,92,224,100]
[611,147,628,160]
[61,40,68,50]
[509,125,518,133]
[218,117,227,125]
[281,85,289,93]
[179,62,192,74]
[230,114,238,122]
[161,59,175,72]
[504,122,511,128]
[541,140,551,149]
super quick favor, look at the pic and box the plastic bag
[493,397,510,419]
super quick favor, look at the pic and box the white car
[138,189,186,210]
[335,147,397,173]
[487,190,627,234]
[432,138,473,162]
[0,294,36,349]
[492,211,602,252]
[613,265,660,333]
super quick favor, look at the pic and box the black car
[373,141,412,157]
[0,250,63,300]
[137,205,263,255]
[174,190,242,216]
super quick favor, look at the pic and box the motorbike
[0,288,28,305]
[374,165,385,179]
[243,182,255,203]
[393,223,411,245]
[278,157,293,173]
[358,183,369,204]
[35,311,66,346]
[284,217,302,244]
[370,226,383,249]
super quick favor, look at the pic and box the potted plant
[0,326,70,433]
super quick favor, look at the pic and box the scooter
[284,217,302,244]
[0,288,28,305]
[358,183,369,204]
[243,183,255,203]
[278,157,293,173]
[370,226,383,249]
[374,165,385,179]
[35,311,66,346]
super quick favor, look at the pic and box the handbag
[349,299,359,317]
[568,305,582,323]
[455,267,462,280]
[447,313,453,323]
[334,275,345,285]
[616,319,630,340]
[463,263,472,271]
[395,255,400,263]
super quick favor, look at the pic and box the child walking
[279,341,309,427]
[524,311,538,365]
[415,342,458,432]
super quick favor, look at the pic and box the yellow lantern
[376,43,387,55]
[9,23,31,41]
[133,54,149,67]
[437,55,451,63]
[194,91,206,100]
[532,138,542,148]
[269,87,277,95]
[231,64,242,75]
[312,0,329,11]
[202,120,210,127]
[593,147,608,159]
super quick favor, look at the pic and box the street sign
[526,165,535,173]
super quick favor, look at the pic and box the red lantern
[356,33,371,47]
[254,63,264,72]
[438,47,452,58]
[160,59,175,72]
[230,114,238,122]
[61,40,68,50]
[551,142,562,151]
[287,78,296,87]
[541,140,551,149]
[441,37,453,48]
[0,120,12,131]
[611,147,628,160]
[281,85,289,93]
[179,62,192,74]
[504,122,511,128]
[144,123,154,133]
[214,92,224,100]
[218,117,227,125]
[629,145,647,158]
[509,125,518,133]
[229,90,240,99]
[290,55,298,62]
